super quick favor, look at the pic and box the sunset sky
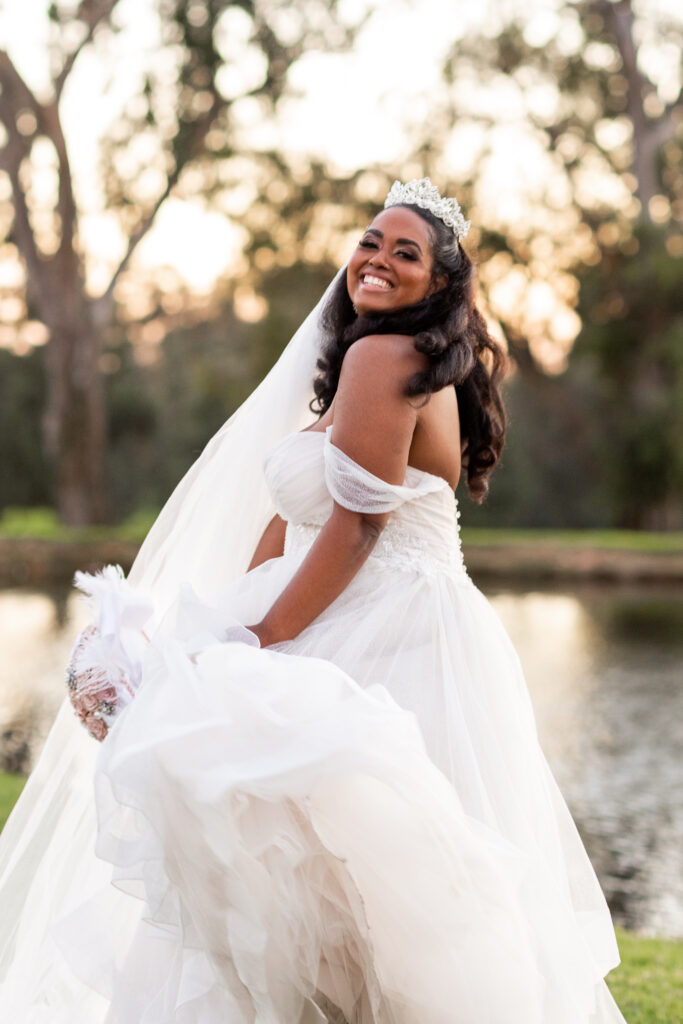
[0,0,680,366]
[1,0,489,291]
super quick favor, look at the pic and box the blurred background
[0,0,682,967]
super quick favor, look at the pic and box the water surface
[1,581,681,937]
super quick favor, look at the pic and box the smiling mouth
[360,273,393,290]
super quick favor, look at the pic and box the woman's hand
[244,503,383,647]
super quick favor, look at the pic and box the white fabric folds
[324,428,445,513]
[0,279,628,1022]
[58,610,549,1024]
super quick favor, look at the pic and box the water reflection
[489,584,683,939]
[0,588,87,772]
[1,582,681,937]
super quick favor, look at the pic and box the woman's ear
[428,273,448,296]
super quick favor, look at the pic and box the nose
[368,247,389,267]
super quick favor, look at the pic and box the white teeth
[362,274,391,289]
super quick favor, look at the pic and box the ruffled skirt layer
[2,550,627,1022]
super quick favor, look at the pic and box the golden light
[0,0,679,367]
[648,195,671,224]
[233,286,268,323]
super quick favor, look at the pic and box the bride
[0,179,628,1023]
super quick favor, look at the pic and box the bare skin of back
[311,369,461,491]
[246,334,462,647]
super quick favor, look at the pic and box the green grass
[0,773,681,1017]
[608,927,683,1022]
[461,527,683,553]
[0,772,25,831]
[0,506,158,545]
[2,508,682,554]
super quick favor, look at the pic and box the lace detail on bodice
[284,517,470,583]
[265,427,469,582]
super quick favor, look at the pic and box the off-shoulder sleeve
[323,429,445,514]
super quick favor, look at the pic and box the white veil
[0,271,342,1004]
[130,270,343,609]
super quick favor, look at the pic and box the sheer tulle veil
[130,269,344,608]
[0,271,342,1001]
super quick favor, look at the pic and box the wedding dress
[0,420,627,1022]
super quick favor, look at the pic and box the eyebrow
[364,228,422,253]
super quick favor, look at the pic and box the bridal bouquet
[65,565,153,741]
[65,565,260,741]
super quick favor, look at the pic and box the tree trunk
[601,0,677,217]
[42,319,108,525]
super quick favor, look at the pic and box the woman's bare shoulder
[332,336,422,479]
[341,334,428,382]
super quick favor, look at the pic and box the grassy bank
[609,927,683,1022]
[2,508,682,553]
[0,771,25,831]
[2,511,683,588]
[0,772,680,1018]
[0,506,156,545]
[461,528,683,553]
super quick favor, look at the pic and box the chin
[355,296,400,316]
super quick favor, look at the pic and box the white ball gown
[0,423,628,1023]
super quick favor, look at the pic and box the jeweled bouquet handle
[65,565,154,741]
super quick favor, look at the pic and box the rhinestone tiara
[384,177,470,241]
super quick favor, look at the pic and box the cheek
[347,251,365,277]
[406,266,432,295]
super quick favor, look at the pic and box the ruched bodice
[264,427,468,580]
[1,427,625,1024]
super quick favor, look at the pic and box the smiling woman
[347,208,447,313]
[312,197,506,503]
[0,179,628,1024]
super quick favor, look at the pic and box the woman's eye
[358,239,417,260]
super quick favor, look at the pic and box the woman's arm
[248,334,426,647]
[248,514,288,571]
[249,504,382,646]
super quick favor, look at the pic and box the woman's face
[346,206,445,316]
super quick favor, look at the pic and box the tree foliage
[0,0,358,524]
[572,226,683,527]
[1,0,681,529]
[424,0,681,364]
[432,0,683,526]
[105,264,333,520]
[0,348,48,510]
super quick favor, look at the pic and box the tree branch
[97,90,225,314]
[93,169,179,322]
[598,1,647,129]
[0,51,49,310]
[0,148,47,307]
[598,0,662,210]
[42,97,83,289]
[0,49,48,126]
[648,100,680,152]
[53,0,120,100]
[0,49,84,312]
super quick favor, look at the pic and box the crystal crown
[384,177,470,241]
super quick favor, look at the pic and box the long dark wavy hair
[310,203,508,502]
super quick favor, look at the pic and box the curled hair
[311,203,507,502]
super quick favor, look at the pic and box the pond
[1,580,682,938]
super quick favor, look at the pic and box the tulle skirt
[0,547,627,1022]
